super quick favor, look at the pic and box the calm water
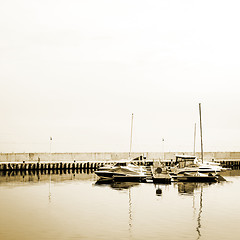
[1,170,240,240]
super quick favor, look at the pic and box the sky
[0,0,240,153]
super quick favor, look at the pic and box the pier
[0,159,240,172]
[0,160,153,172]
[1,151,240,172]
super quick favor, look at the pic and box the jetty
[0,159,153,172]
[0,152,240,172]
[0,152,240,166]
[0,158,240,172]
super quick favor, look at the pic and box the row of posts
[0,162,103,171]
[0,160,149,171]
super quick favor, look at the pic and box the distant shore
[1,152,240,162]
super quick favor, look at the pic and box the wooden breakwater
[0,161,101,172]
[0,160,153,172]
[0,158,239,172]
[1,152,240,170]
[215,160,240,168]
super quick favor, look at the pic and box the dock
[150,161,172,183]
[0,157,237,184]
[151,166,172,183]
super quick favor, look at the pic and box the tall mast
[162,138,165,161]
[129,113,134,158]
[193,123,196,156]
[199,103,204,163]
[50,136,52,160]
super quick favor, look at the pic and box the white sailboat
[95,113,147,182]
[172,104,224,182]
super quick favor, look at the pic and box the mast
[129,113,134,158]
[193,123,196,156]
[162,138,165,161]
[50,136,52,159]
[199,103,204,163]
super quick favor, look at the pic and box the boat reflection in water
[177,182,213,195]
[95,178,164,198]
[95,179,139,239]
[95,178,140,189]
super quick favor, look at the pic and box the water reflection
[196,186,203,240]
[95,179,164,198]
[0,170,240,240]
[177,182,214,195]
[94,179,208,239]
[95,179,139,190]
[176,182,207,240]
[94,180,139,239]
[0,169,95,184]
[49,173,52,203]
[128,188,133,239]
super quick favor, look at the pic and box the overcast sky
[1,0,240,153]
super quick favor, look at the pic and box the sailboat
[95,113,148,182]
[173,104,222,182]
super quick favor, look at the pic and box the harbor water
[0,170,240,240]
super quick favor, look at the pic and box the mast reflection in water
[177,182,206,240]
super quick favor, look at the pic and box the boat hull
[173,176,217,182]
[113,175,147,182]
[152,177,171,184]
[94,171,125,178]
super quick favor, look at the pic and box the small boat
[97,160,129,171]
[172,172,217,183]
[171,162,224,175]
[95,161,147,182]
[172,154,225,174]
[171,104,229,177]
[95,114,147,182]
[95,113,147,182]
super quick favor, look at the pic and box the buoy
[155,167,162,174]
[156,188,162,195]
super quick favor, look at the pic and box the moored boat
[170,163,223,175]
[172,172,217,183]
[95,113,148,182]
[95,161,147,182]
